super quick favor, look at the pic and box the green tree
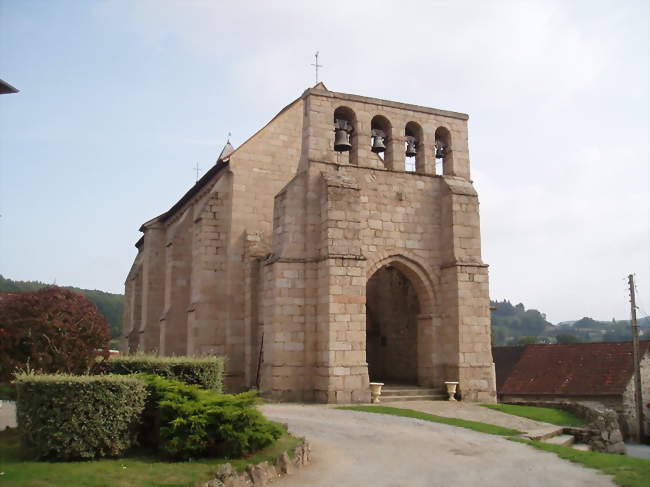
[514,336,539,345]
[556,333,581,344]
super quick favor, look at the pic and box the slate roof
[499,341,650,396]
[217,141,234,161]
[0,79,19,94]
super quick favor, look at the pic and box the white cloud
[477,140,650,322]
[112,0,609,109]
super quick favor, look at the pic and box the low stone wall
[196,441,311,487]
[506,400,626,455]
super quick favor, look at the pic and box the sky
[0,0,648,324]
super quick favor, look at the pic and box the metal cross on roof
[194,162,202,182]
[311,51,323,84]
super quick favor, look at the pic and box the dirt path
[261,404,615,487]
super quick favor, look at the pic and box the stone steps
[379,386,446,402]
[382,394,448,402]
[525,427,566,442]
[381,388,441,396]
[542,434,576,447]
[526,427,592,450]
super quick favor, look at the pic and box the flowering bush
[0,287,110,381]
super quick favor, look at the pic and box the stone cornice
[305,87,469,121]
[264,254,366,266]
[441,260,489,270]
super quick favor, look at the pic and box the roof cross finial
[193,162,202,182]
[311,51,323,85]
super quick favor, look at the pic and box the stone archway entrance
[366,265,421,384]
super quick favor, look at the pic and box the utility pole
[628,274,644,442]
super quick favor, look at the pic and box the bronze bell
[405,136,417,157]
[334,129,351,152]
[371,129,386,153]
[334,119,352,152]
[435,140,447,159]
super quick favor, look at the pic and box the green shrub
[140,374,283,460]
[15,372,147,460]
[105,354,224,392]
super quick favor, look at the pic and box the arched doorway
[366,265,421,384]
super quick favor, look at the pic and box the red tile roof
[492,346,527,390]
[500,341,650,396]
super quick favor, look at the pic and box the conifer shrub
[105,354,224,392]
[139,374,283,460]
[15,373,147,460]
[0,287,110,381]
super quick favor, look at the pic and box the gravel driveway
[260,404,615,487]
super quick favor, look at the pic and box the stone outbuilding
[493,341,650,439]
[122,83,496,403]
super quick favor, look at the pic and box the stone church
[122,83,497,403]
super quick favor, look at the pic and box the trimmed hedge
[140,374,283,460]
[105,354,224,392]
[15,373,147,460]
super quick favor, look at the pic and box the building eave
[0,79,19,94]
[160,159,229,224]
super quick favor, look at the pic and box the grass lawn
[510,438,650,487]
[480,403,585,427]
[338,405,523,436]
[0,428,302,487]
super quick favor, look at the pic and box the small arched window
[405,121,424,173]
[371,115,392,169]
[333,106,358,164]
[434,126,452,175]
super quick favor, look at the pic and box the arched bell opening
[333,106,358,164]
[434,126,453,176]
[366,265,420,384]
[370,115,392,169]
[404,121,424,173]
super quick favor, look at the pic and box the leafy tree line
[491,299,650,346]
[3,275,647,347]
[0,275,123,339]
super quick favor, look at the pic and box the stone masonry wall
[159,210,192,355]
[258,87,495,402]
[186,179,232,358]
[124,85,496,403]
[121,250,142,351]
[220,100,305,390]
[622,350,650,439]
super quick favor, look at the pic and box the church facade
[122,84,497,403]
